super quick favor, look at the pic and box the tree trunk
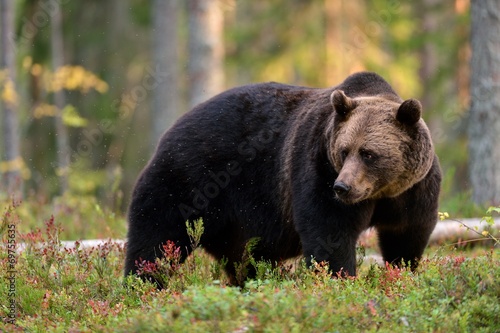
[187,0,224,109]
[468,0,500,205]
[415,0,439,112]
[151,0,180,149]
[51,1,70,193]
[0,0,22,198]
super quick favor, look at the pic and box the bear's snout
[333,181,351,197]
[334,165,372,204]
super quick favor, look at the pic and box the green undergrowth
[0,202,499,332]
[0,194,126,240]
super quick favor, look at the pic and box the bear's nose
[333,181,351,196]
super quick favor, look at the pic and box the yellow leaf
[31,63,43,77]
[95,81,109,93]
[47,65,108,94]
[1,78,18,106]
[62,105,88,127]
[438,212,449,221]
[23,56,33,70]
[33,103,58,119]
[0,157,23,173]
[0,157,31,179]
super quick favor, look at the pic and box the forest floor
[0,198,499,332]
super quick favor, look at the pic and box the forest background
[0,0,494,225]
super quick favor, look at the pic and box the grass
[0,192,126,240]
[0,199,499,332]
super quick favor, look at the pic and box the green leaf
[483,206,500,226]
[484,216,494,226]
[62,105,88,127]
[486,206,500,215]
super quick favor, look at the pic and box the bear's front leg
[294,200,374,277]
[376,223,435,271]
[373,159,441,270]
[301,229,358,276]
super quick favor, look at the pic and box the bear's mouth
[334,188,371,204]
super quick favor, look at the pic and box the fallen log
[8,218,499,253]
[428,218,500,245]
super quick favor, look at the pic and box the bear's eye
[360,149,377,162]
[340,149,348,161]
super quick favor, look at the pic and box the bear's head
[325,90,434,204]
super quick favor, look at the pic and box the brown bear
[124,72,441,285]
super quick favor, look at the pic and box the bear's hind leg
[124,228,192,276]
[124,192,194,287]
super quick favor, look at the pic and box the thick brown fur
[124,72,442,286]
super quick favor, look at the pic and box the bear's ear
[396,99,422,125]
[330,90,357,116]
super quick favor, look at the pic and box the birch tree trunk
[51,1,70,193]
[187,0,224,109]
[152,0,180,148]
[0,0,22,197]
[468,0,500,205]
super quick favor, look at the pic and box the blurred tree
[51,0,69,193]
[415,0,439,112]
[468,0,500,205]
[0,0,22,198]
[325,1,349,82]
[151,0,180,148]
[187,0,224,109]
[225,1,327,86]
[412,1,471,199]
